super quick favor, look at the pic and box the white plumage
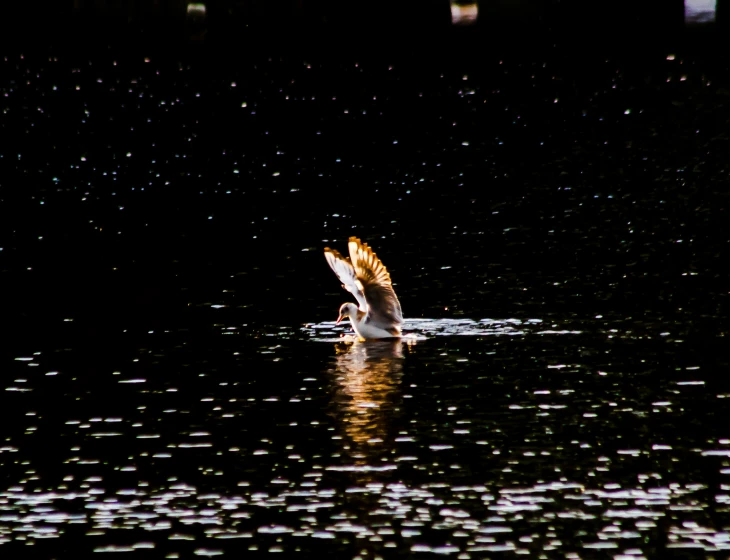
[324,237,403,339]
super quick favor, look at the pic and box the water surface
[2,43,730,558]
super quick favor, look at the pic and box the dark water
[2,40,730,558]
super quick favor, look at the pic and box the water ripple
[303,317,557,341]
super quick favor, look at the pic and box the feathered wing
[348,237,404,328]
[324,247,368,311]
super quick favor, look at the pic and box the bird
[324,237,404,340]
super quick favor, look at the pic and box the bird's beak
[336,315,343,325]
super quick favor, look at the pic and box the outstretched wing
[348,237,403,328]
[324,246,368,311]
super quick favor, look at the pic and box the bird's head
[336,302,357,325]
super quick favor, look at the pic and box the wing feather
[324,247,368,311]
[348,237,403,328]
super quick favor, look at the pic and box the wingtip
[349,236,369,252]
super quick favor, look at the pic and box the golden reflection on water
[329,340,412,467]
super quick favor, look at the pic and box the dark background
[3,0,730,344]
[0,0,718,51]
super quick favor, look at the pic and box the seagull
[324,237,404,340]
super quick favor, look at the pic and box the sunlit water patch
[2,310,729,558]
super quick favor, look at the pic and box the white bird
[324,237,404,340]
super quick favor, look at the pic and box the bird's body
[324,237,403,340]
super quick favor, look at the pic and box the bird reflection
[329,339,411,467]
